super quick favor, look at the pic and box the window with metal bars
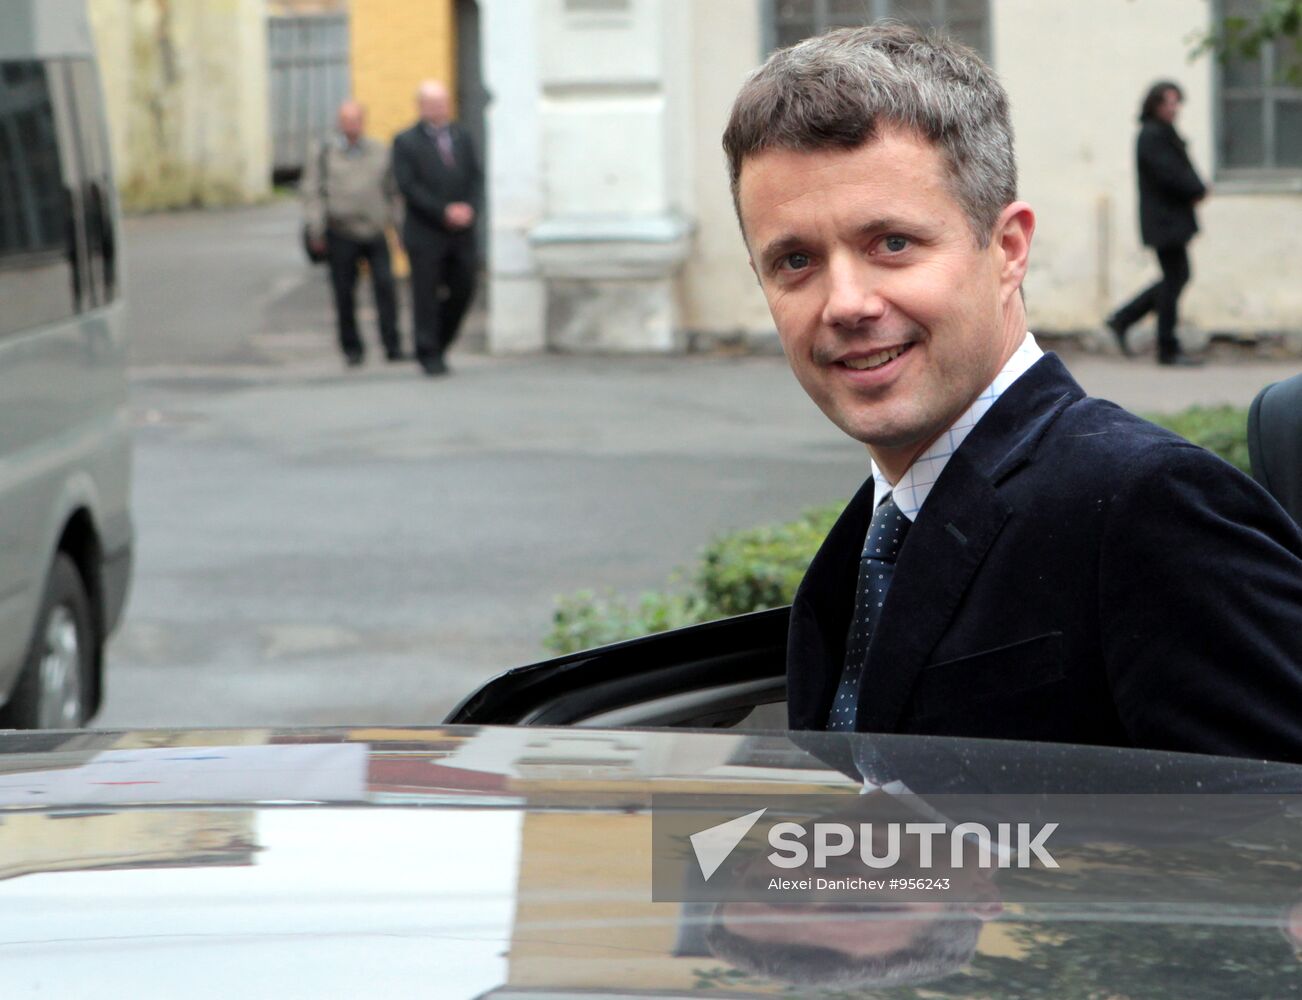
[765,0,991,62]
[1214,0,1302,175]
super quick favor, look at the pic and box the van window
[0,59,76,336]
[66,58,117,307]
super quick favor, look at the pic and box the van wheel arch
[54,510,106,717]
[0,553,95,729]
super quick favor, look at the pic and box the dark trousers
[408,233,477,365]
[1112,244,1191,359]
[327,231,400,359]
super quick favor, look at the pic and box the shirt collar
[871,332,1044,523]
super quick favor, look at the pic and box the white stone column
[530,0,693,352]
[481,0,547,353]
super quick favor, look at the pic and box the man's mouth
[840,343,913,370]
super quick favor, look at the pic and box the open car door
[445,606,790,729]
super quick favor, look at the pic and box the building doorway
[455,0,488,263]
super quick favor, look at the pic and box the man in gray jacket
[302,100,403,365]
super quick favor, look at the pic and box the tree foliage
[1192,0,1302,84]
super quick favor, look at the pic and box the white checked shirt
[871,333,1044,524]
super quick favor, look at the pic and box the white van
[0,0,132,727]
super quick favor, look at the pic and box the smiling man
[723,25,1302,760]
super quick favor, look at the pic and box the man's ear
[994,201,1035,300]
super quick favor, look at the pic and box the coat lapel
[786,474,877,731]
[854,451,1010,732]
[765,353,1080,735]
[853,355,1083,732]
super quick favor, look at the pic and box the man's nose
[821,254,886,331]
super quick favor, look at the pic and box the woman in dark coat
[1107,81,1208,366]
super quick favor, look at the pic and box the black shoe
[385,350,407,363]
[1105,316,1132,357]
[420,356,448,376]
[1158,351,1203,367]
[344,352,364,368]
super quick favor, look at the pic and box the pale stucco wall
[682,0,773,339]
[1000,0,1301,336]
[680,0,1301,342]
[88,0,271,211]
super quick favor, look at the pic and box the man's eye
[882,235,910,253]
[781,252,812,271]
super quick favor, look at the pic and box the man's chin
[826,404,955,468]
[835,419,927,455]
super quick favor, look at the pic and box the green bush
[545,405,1251,654]
[545,588,710,655]
[1144,405,1250,474]
[544,503,844,654]
[697,504,845,617]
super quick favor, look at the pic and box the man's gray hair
[705,903,982,988]
[723,24,1017,246]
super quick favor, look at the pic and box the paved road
[97,201,1301,729]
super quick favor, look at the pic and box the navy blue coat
[787,355,1302,763]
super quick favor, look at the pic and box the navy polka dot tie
[827,495,911,731]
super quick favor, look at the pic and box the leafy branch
[1190,0,1302,84]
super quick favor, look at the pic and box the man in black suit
[392,80,482,376]
[721,26,1302,762]
[1106,81,1208,367]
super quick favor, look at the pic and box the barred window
[1215,0,1302,175]
[766,0,991,63]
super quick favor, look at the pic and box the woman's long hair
[1139,80,1182,123]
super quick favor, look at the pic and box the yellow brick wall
[349,0,458,143]
[507,813,724,992]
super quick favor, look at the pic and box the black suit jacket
[787,355,1302,763]
[391,121,483,253]
[1136,119,1205,248]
